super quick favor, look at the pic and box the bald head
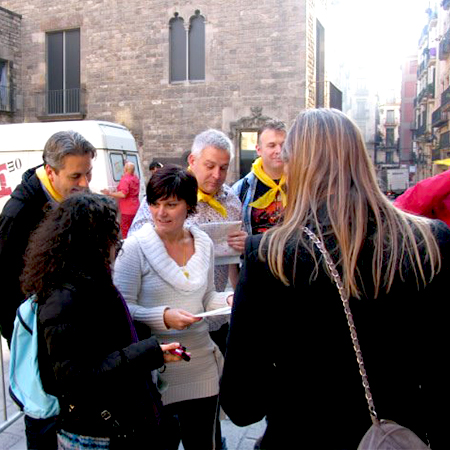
[124,162,135,174]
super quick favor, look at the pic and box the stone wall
[1,0,319,181]
[0,6,22,124]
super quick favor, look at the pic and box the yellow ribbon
[249,157,287,209]
[35,166,64,203]
[197,189,227,217]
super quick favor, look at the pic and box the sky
[328,0,433,94]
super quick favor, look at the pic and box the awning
[433,158,450,166]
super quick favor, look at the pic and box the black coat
[37,276,165,447]
[220,220,450,449]
[0,167,49,343]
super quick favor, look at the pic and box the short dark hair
[43,130,97,171]
[146,165,197,216]
[257,120,286,144]
[149,161,163,171]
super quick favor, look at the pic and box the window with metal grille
[0,60,11,112]
[46,29,80,114]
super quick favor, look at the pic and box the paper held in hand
[197,221,242,258]
[195,306,232,318]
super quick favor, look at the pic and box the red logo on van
[0,163,13,198]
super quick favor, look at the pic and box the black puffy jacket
[0,166,49,343]
[37,276,165,448]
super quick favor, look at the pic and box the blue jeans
[24,415,58,450]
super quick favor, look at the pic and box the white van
[0,120,145,212]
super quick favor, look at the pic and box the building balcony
[0,85,13,113]
[417,60,427,77]
[417,82,435,104]
[432,147,441,161]
[36,88,86,120]
[441,85,450,111]
[439,28,450,60]
[432,107,448,127]
[439,130,450,149]
[431,146,449,161]
[415,122,427,138]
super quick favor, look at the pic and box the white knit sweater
[113,223,230,405]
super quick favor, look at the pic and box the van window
[125,153,141,178]
[110,153,124,182]
[109,152,141,182]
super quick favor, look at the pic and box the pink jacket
[117,173,140,215]
[394,170,450,227]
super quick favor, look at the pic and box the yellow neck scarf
[197,189,227,217]
[249,157,287,209]
[35,166,63,203]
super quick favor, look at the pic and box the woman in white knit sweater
[113,165,233,450]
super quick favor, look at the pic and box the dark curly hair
[21,192,121,300]
[146,164,198,216]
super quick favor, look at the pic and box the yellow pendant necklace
[182,236,189,279]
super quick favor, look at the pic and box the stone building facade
[1,0,331,182]
[0,6,21,124]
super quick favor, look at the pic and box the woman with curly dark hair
[21,192,181,450]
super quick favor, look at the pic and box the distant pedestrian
[102,161,140,238]
[149,160,164,177]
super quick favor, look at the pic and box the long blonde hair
[263,108,441,298]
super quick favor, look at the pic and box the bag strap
[302,226,379,425]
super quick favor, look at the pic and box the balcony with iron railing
[432,107,448,127]
[441,85,450,110]
[416,82,435,105]
[37,88,86,119]
[417,60,427,77]
[414,122,427,138]
[384,118,399,127]
[439,130,450,149]
[0,85,13,113]
[440,27,450,60]
[432,147,442,161]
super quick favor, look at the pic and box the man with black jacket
[0,130,96,450]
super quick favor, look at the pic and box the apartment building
[0,6,21,123]
[377,94,401,168]
[430,0,450,177]
[399,55,417,177]
[408,1,450,182]
[413,7,438,181]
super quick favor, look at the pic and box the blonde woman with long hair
[220,108,450,449]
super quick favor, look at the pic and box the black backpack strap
[17,307,32,334]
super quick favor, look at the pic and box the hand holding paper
[227,230,247,253]
[195,306,232,318]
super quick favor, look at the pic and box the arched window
[188,11,205,81]
[169,14,187,82]
[169,11,205,83]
